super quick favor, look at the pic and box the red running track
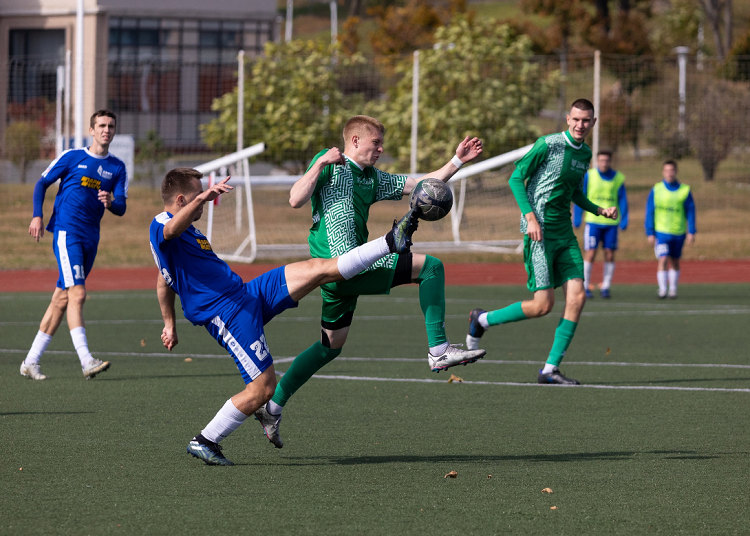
[1,260,748,293]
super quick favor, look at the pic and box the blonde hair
[343,115,385,146]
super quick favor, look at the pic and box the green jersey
[509,131,598,240]
[307,150,407,265]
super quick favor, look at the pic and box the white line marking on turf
[303,374,750,393]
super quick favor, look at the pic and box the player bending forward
[645,159,696,299]
[21,110,127,381]
[151,168,417,465]
[253,115,486,449]
[466,99,618,385]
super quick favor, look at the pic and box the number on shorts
[73,265,84,280]
[655,243,669,257]
[250,334,270,361]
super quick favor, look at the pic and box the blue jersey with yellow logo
[149,212,246,326]
[33,147,128,241]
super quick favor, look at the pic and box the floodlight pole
[674,46,689,134]
[285,0,293,42]
[65,50,71,151]
[410,50,419,175]
[56,66,64,157]
[592,50,600,163]
[330,1,337,45]
[74,0,84,148]
[237,50,244,154]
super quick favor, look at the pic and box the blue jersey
[33,148,128,242]
[149,212,246,326]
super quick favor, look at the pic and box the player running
[150,168,417,465]
[21,110,127,381]
[253,115,486,448]
[645,160,696,299]
[465,99,618,385]
[573,149,629,299]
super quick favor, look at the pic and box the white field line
[2,349,749,370]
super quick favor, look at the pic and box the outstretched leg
[538,279,586,385]
[21,287,68,380]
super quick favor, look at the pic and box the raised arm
[162,177,233,241]
[157,274,178,350]
[402,136,483,196]
[289,148,344,208]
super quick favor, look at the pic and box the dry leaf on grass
[542,488,553,493]
[487,475,492,479]
[184,358,193,363]
[550,506,558,510]
[606,347,611,355]
[444,471,458,478]
[140,339,146,347]
[448,374,463,383]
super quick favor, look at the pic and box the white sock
[542,363,557,374]
[266,400,283,416]
[478,312,490,329]
[602,262,615,290]
[337,236,390,280]
[70,326,94,367]
[430,341,450,356]
[583,261,592,290]
[657,270,668,295]
[201,399,249,443]
[668,269,679,294]
[25,330,53,365]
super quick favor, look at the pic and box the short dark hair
[161,168,202,204]
[570,98,595,114]
[597,149,613,158]
[90,109,117,128]
[663,159,678,170]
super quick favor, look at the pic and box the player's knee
[529,298,554,317]
[68,289,87,307]
[52,292,68,311]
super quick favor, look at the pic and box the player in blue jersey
[21,110,128,381]
[645,160,696,299]
[573,150,628,299]
[151,168,418,466]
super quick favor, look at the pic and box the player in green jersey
[466,99,618,385]
[254,115,486,447]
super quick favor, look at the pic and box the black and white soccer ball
[409,178,453,221]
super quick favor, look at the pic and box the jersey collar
[563,130,583,150]
[662,179,681,190]
[344,154,364,170]
[84,147,109,159]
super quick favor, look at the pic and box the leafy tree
[135,129,168,187]
[5,121,42,184]
[368,17,558,171]
[201,40,367,173]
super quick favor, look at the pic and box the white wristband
[451,155,464,169]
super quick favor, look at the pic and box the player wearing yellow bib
[573,150,628,299]
[645,160,696,299]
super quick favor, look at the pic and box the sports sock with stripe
[201,399,248,443]
[486,302,527,327]
[25,330,52,365]
[545,318,578,368]
[583,261,593,290]
[271,341,341,407]
[602,262,615,290]
[416,255,448,348]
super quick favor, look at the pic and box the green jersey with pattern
[508,131,598,240]
[307,150,407,268]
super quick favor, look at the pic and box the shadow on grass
[0,411,94,416]
[277,450,716,466]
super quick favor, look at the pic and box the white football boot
[428,344,486,373]
[254,404,283,448]
[20,361,48,380]
[82,359,111,379]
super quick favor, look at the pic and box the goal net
[194,144,532,262]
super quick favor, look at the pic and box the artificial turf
[2,284,750,534]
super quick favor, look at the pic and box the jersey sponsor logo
[571,159,589,172]
[196,238,213,251]
[312,211,320,224]
[78,164,87,169]
[80,176,102,189]
[194,228,204,236]
[97,165,113,179]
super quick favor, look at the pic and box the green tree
[201,41,367,173]
[135,129,168,188]
[5,121,42,184]
[369,17,558,172]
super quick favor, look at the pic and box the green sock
[486,302,527,326]
[546,318,578,367]
[417,255,447,347]
[271,341,341,407]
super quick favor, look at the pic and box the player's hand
[687,233,695,245]
[161,326,178,350]
[526,213,543,242]
[599,206,618,220]
[647,235,656,246]
[200,176,233,203]
[456,136,483,163]
[98,190,113,208]
[29,217,45,242]
[321,147,345,166]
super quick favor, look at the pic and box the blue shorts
[583,223,619,251]
[654,233,686,259]
[53,230,98,289]
[204,266,298,384]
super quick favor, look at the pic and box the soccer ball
[409,178,453,221]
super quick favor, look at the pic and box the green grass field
[3,284,750,534]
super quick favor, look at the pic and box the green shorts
[523,234,584,292]
[320,254,400,325]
